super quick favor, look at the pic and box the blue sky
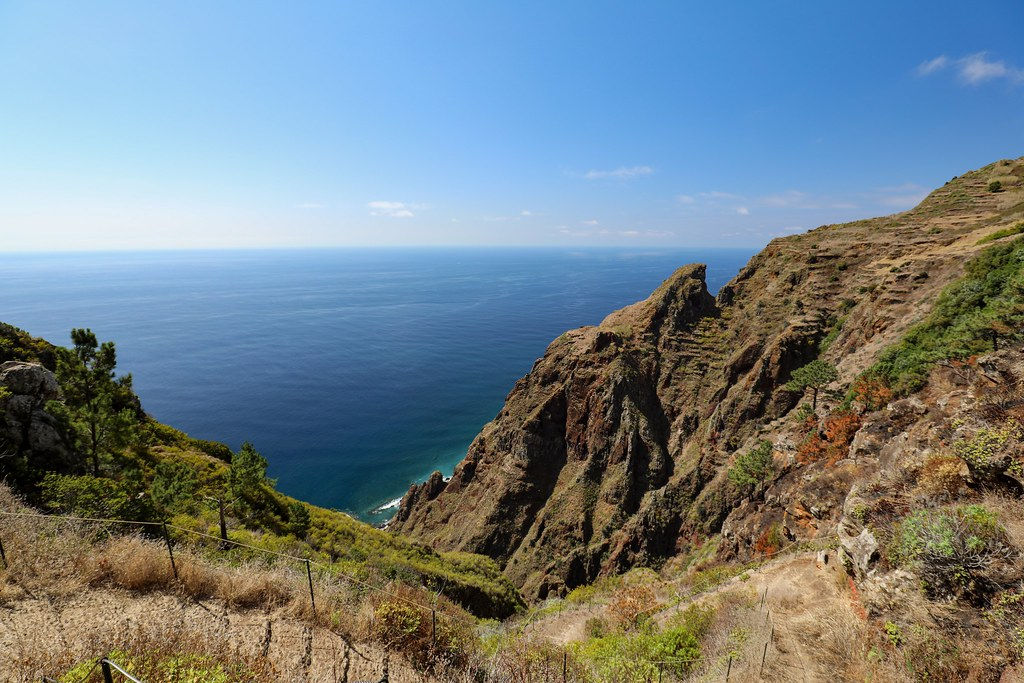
[1,1,1022,250]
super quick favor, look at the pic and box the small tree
[150,459,200,515]
[288,500,311,538]
[228,441,268,503]
[989,180,1003,193]
[785,359,839,410]
[728,440,774,492]
[55,328,136,475]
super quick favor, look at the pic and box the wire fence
[1,506,843,682]
[0,507,474,627]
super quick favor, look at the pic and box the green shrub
[566,575,622,604]
[890,505,1010,598]
[953,421,1022,483]
[819,316,846,352]
[989,180,1003,193]
[728,440,774,491]
[40,473,152,521]
[150,460,201,515]
[372,598,475,671]
[287,501,311,538]
[572,605,713,681]
[585,616,608,639]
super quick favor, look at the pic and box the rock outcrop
[394,157,1024,599]
[0,361,72,467]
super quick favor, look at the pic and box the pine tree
[785,359,839,410]
[55,328,136,475]
[229,441,268,502]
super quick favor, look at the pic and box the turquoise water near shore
[1,248,755,522]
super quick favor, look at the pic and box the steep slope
[394,156,1024,600]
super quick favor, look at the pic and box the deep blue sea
[1,248,755,522]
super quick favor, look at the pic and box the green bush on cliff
[0,323,57,368]
[728,440,774,492]
[571,604,713,681]
[871,236,1024,394]
[40,472,151,520]
[889,505,1009,598]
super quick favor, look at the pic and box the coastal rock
[394,470,446,524]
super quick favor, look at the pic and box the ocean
[1,247,755,523]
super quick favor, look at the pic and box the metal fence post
[161,522,178,580]
[725,655,732,681]
[305,559,316,618]
[100,659,114,683]
[760,640,769,676]
[0,532,7,569]
[431,609,436,647]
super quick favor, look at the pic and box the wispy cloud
[700,190,742,200]
[915,55,948,76]
[584,165,654,180]
[736,206,750,215]
[760,190,808,208]
[484,210,536,222]
[619,229,674,239]
[915,52,1024,85]
[556,224,672,240]
[581,219,599,226]
[368,201,415,218]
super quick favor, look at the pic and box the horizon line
[0,244,765,255]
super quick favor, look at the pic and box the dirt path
[523,552,861,682]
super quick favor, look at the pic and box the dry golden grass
[0,485,481,681]
[3,607,278,682]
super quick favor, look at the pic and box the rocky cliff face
[394,157,1024,600]
[0,361,73,469]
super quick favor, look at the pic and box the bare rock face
[0,361,72,466]
[394,470,446,524]
[839,526,880,580]
[0,361,59,399]
[393,158,1024,599]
